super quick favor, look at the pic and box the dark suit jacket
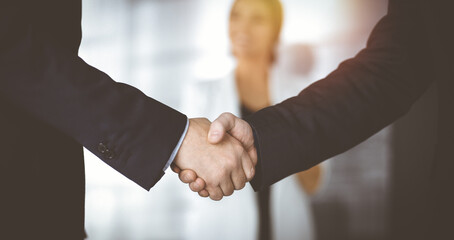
[247,0,453,239]
[0,1,186,239]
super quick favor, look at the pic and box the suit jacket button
[98,143,107,154]
[105,149,115,160]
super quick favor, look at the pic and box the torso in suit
[0,1,187,239]
[246,0,453,239]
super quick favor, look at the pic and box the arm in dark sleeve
[0,3,187,190]
[247,1,435,191]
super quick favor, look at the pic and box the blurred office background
[78,0,434,239]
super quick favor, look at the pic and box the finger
[230,149,248,189]
[229,118,255,152]
[208,112,237,144]
[206,186,224,201]
[171,163,181,173]
[178,169,197,184]
[220,178,235,197]
[198,189,209,198]
[189,178,206,192]
[231,168,247,190]
[248,147,258,167]
[241,150,255,181]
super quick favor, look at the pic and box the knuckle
[221,112,230,118]
[237,181,246,190]
[233,142,243,152]
[218,167,229,178]
[235,146,246,160]
[225,157,237,170]
[206,182,217,189]
[211,194,222,201]
[234,176,246,190]
[229,149,242,164]
[225,190,234,197]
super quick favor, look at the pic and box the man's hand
[173,117,255,200]
[174,113,257,198]
[209,113,257,164]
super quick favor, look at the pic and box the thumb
[208,112,237,144]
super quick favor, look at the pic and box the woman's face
[229,0,277,60]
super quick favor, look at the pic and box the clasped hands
[172,113,255,201]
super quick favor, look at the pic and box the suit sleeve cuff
[245,119,265,192]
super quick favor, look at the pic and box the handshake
[171,113,256,201]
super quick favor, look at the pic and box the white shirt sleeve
[163,118,189,171]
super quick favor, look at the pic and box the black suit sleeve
[247,1,435,191]
[0,3,187,190]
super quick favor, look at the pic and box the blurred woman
[183,0,323,239]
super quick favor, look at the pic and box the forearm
[0,8,187,190]
[247,4,434,190]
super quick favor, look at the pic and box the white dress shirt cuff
[163,118,189,171]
